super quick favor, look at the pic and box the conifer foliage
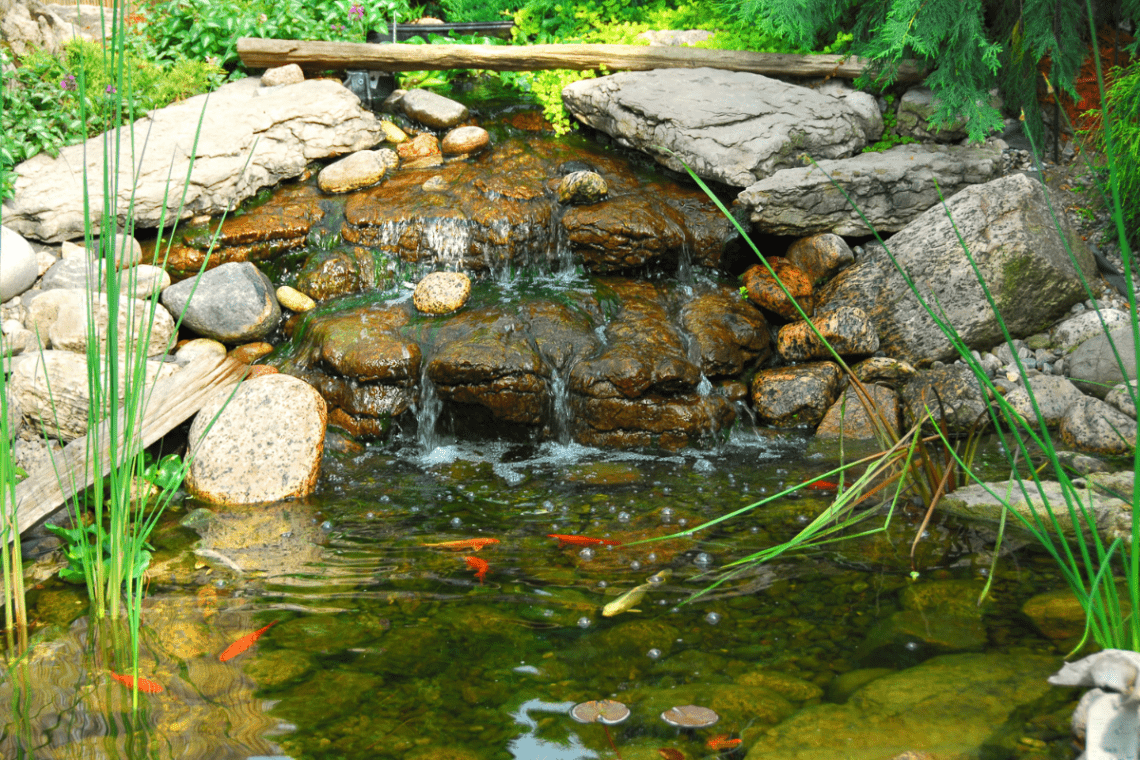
[731,0,1139,143]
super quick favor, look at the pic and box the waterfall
[415,366,443,454]
[549,368,573,446]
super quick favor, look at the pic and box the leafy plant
[442,0,520,22]
[1097,58,1140,253]
[862,93,918,153]
[44,520,153,587]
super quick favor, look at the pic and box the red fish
[422,538,500,552]
[219,620,278,662]
[706,735,742,750]
[464,556,489,584]
[658,749,685,760]
[803,479,838,491]
[548,534,621,547]
[109,670,164,694]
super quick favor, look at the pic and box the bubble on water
[379,495,391,503]
[704,612,722,625]
[647,553,657,562]
[750,526,760,533]
[618,511,631,523]
[904,641,919,651]
[609,505,616,512]
[320,520,333,531]
[366,512,375,519]
[543,500,555,509]
[579,547,595,560]
[597,580,607,589]
[694,552,713,567]
[450,517,463,528]
[796,514,809,525]
[647,648,662,660]
[677,518,688,527]
[661,507,675,523]
[577,617,592,629]
[629,560,642,571]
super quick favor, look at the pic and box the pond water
[6,427,1075,760]
[4,81,1081,760]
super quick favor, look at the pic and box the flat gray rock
[1067,323,1138,398]
[3,76,385,243]
[738,143,1003,236]
[561,68,873,188]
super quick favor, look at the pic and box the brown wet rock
[160,184,324,277]
[503,110,553,132]
[518,298,603,372]
[562,194,688,273]
[413,271,471,314]
[851,356,918,388]
[558,170,608,205]
[297,246,397,300]
[815,383,900,439]
[716,379,749,403]
[742,258,814,321]
[426,307,552,425]
[646,178,741,270]
[776,305,878,361]
[570,284,700,399]
[751,361,842,428]
[784,232,854,283]
[441,125,490,156]
[396,132,441,161]
[572,393,734,450]
[680,285,770,377]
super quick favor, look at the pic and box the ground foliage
[730,0,1140,143]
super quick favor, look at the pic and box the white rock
[1052,309,1131,352]
[175,338,227,365]
[260,64,305,87]
[120,264,171,300]
[1,226,38,302]
[185,374,327,505]
[46,291,175,358]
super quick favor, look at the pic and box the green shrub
[0,40,224,202]
[442,0,520,22]
[1103,59,1140,252]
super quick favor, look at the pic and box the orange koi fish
[219,620,279,662]
[658,749,684,760]
[706,735,742,750]
[548,534,622,547]
[109,671,164,694]
[464,556,489,584]
[803,479,838,491]
[421,538,500,552]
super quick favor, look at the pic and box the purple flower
[348,3,364,20]
[105,84,117,94]
[60,74,77,91]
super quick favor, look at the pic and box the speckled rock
[785,233,854,283]
[750,361,842,428]
[742,259,813,320]
[185,373,326,505]
[1067,323,1137,398]
[557,171,608,205]
[1003,374,1085,427]
[317,150,387,193]
[441,125,490,156]
[400,89,469,129]
[1051,309,1131,352]
[679,286,770,377]
[277,285,316,312]
[1059,396,1137,455]
[851,356,918,388]
[816,383,900,439]
[396,133,442,168]
[776,306,878,361]
[1105,380,1138,419]
[413,271,471,315]
[261,64,304,87]
[161,261,281,343]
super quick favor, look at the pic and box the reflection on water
[4,433,1069,760]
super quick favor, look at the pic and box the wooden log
[11,354,248,537]
[237,38,926,82]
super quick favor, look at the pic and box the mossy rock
[900,579,989,618]
[735,669,824,702]
[244,648,316,689]
[273,613,384,653]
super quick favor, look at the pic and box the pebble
[277,285,316,312]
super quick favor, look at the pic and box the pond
[5,426,1077,760]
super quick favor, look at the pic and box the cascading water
[548,368,573,445]
[415,366,443,454]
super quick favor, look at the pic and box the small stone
[776,306,879,361]
[413,272,471,315]
[558,171,608,205]
[243,364,279,379]
[422,176,448,192]
[397,133,442,162]
[784,232,854,283]
[379,120,408,143]
[317,151,387,194]
[229,342,274,364]
[441,125,490,156]
[261,64,305,87]
[400,89,469,129]
[175,338,227,365]
[742,259,814,320]
[277,285,316,312]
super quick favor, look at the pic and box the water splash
[549,368,572,445]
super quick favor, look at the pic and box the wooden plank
[236,38,926,82]
[13,354,248,537]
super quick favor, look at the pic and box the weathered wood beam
[237,38,926,82]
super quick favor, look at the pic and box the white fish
[602,583,651,617]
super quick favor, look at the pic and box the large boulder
[3,76,385,243]
[737,143,1003,236]
[1,0,79,56]
[561,68,874,188]
[815,173,1095,365]
[185,373,327,505]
